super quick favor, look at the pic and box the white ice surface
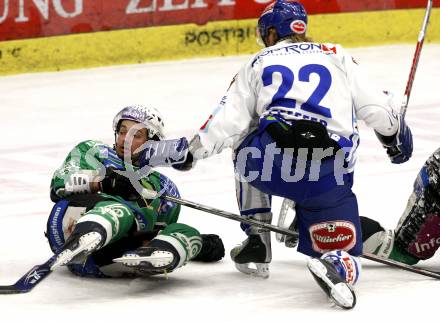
[0,45,440,321]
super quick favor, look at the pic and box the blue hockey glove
[375,113,413,164]
[139,137,191,168]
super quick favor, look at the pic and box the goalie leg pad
[399,212,440,260]
[395,150,440,260]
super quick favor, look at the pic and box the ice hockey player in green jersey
[46,105,224,277]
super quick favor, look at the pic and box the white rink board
[0,45,440,321]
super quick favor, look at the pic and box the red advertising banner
[1,0,439,41]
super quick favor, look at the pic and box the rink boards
[0,7,440,75]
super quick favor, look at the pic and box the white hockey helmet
[113,105,165,140]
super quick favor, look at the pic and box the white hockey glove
[64,173,91,195]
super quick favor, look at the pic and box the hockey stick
[401,0,433,118]
[161,193,299,237]
[0,255,56,294]
[145,191,440,280]
[0,194,307,295]
[361,252,440,280]
[3,192,439,295]
[387,0,432,158]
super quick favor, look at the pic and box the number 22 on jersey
[262,64,333,119]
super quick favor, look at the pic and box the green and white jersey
[50,140,181,230]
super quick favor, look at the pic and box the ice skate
[307,257,356,309]
[231,232,271,279]
[51,222,106,270]
[113,238,180,274]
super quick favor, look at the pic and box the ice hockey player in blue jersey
[46,105,224,278]
[135,0,412,308]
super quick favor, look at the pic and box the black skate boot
[230,229,271,278]
[307,257,356,309]
[113,239,180,275]
[51,221,107,270]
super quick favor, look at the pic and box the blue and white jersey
[195,41,399,170]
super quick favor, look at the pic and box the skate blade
[51,233,102,270]
[235,263,269,279]
[307,258,356,309]
[113,253,174,267]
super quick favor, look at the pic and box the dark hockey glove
[100,167,139,200]
[375,113,413,164]
[192,234,225,262]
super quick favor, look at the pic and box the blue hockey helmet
[257,0,308,44]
